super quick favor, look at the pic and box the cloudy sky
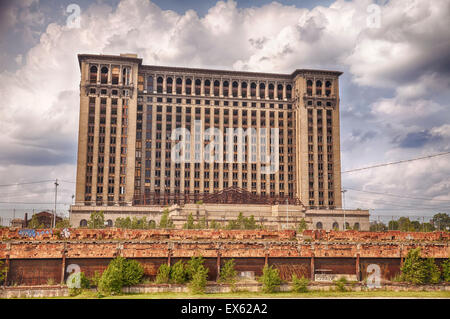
[0,0,449,223]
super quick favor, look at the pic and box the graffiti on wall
[18,229,53,238]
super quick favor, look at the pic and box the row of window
[141,76,293,100]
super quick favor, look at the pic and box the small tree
[155,264,171,284]
[184,213,195,229]
[219,259,237,284]
[170,260,188,284]
[159,209,174,229]
[189,264,209,294]
[186,256,205,281]
[259,265,282,293]
[401,248,441,284]
[98,256,144,295]
[197,217,207,229]
[88,211,105,229]
[0,260,7,284]
[55,218,70,229]
[28,214,44,229]
[441,259,450,282]
[292,274,309,293]
[209,220,221,229]
[297,219,307,232]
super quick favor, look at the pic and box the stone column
[310,254,315,281]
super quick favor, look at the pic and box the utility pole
[341,189,347,230]
[53,179,59,228]
[286,198,289,230]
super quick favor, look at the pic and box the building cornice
[77,53,343,78]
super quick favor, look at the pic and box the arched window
[250,82,256,97]
[286,84,292,99]
[316,222,323,229]
[213,80,220,96]
[195,79,201,95]
[316,80,322,95]
[80,219,88,228]
[354,222,360,230]
[176,77,182,94]
[166,77,173,93]
[332,222,339,230]
[259,82,265,98]
[241,82,248,97]
[157,76,163,93]
[89,66,98,83]
[100,66,108,84]
[345,222,350,230]
[277,84,283,100]
[232,81,238,97]
[106,219,113,227]
[204,79,211,95]
[147,76,153,92]
[223,80,229,96]
[185,78,192,94]
[268,83,274,99]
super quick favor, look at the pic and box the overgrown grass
[47,289,450,299]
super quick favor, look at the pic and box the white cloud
[0,0,449,219]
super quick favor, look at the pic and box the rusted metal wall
[8,259,61,286]
[269,257,310,281]
[314,258,356,275]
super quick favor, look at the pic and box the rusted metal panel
[360,258,401,281]
[228,257,265,277]
[268,257,310,281]
[8,259,62,286]
[314,257,356,275]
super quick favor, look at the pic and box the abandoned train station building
[70,53,369,230]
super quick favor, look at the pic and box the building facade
[71,53,369,230]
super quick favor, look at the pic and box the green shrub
[334,277,348,292]
[0,261,7,284]
[170,261,188,284]
[423,258,441,284]
[401,248,441,284]
[90,271,102,287]
[159,209,174,229]
[189,265,209,294]
[259,265,282,293]
[292,274,309,293]
[155,264,171,284]
[88,211,105,229]
[442,259,450,282]
[186,256,205,281]
[219,259,237,284]
[79,272,91,289]
[98,257,144,295]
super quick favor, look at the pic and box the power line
[342,151,450,173]
[0,180,54,187]
[345,187,450,202]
